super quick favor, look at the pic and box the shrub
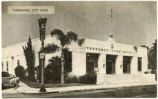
[65,73,79,83]
[35,64,60,83]
[36,52,72,83]
[45,61,61,83]
[15,65,25,80]
[79,71,97,84]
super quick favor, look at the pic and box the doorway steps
[103,74,156,85]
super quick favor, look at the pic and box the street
[2,85,157,98]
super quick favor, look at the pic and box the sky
[2,1,157,48]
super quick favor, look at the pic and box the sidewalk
[2,81,157,94]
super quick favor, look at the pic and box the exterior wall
[115,55,123,74]
[98,54,106,74]
[2,35,149,79]
[142,57,148,73]
[131,57,138,74]
[2,35,61,75]
[72,52,86,76]
[97,54,106,84]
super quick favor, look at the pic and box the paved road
[2,85,157,98]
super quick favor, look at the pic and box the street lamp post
[38,17,47,92]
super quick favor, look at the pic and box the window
[123,56,131,74]
[86,53,99,73]
[6,61,8,72]
[138,57,142,71]
[17,60,20,65]
[2,62,3,71]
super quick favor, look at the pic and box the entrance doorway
[86,53,99,73]
[106,55,117,74]
[123,56,132,74]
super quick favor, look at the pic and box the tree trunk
[61,51,65,84]
[28,67,35,81]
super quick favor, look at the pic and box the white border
[0,1,157,99]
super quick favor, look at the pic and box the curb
[20,88,107,95]
[19,84,157,95]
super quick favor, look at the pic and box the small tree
[22,36,35,81]
[43,49,72,83]
[148,40,157,78]
[44,29,85,84]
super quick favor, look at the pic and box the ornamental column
[131,56,138,74]
[97,54,106,84]
[115,55,123,74]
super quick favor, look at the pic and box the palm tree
[44,29,85,84]
[148,40,157,74]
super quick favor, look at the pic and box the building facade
[2,35,156,84]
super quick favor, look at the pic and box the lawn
[21,80,88,88]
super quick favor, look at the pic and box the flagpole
[110,8,113,37]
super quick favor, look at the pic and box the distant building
[2,35,156,84]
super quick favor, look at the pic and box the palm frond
[63,31,78,46]
[42,43,60,53]
[62,47,69,53]
[66,31,78,42]
[50,29,64,41]
[60,35,69,47]
[78,38,85,46]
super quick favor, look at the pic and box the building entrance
[106,55,117,74]
[123,56,132,74]
[86,53,99,73]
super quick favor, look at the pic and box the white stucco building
[2,35,156,85]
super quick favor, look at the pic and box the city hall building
[2,35,156,84]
